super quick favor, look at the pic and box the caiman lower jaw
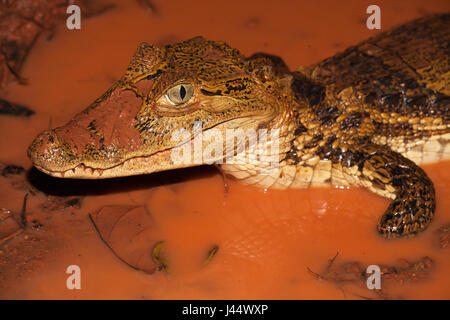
[33,148,189,179]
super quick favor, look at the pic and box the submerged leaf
[90,205,163,274]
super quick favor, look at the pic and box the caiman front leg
[339,143,435,239]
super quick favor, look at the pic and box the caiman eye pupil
[165,83,194,105]
[180,85,186,100]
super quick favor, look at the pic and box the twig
[20,193,28,228]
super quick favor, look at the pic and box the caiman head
[28,37,297,179]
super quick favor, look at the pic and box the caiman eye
[165,84,194,105]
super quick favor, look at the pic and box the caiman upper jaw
[27,83,198,179]
[28,124,196,179]
[28,84,146,176]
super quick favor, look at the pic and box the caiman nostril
[28,130,61,159]
[38,131,55,147]
[43,130,61,146]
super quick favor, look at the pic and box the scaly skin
[28,14,449,239]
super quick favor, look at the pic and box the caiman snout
[28,85,145,174]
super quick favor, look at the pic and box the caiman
[28,14,449,239]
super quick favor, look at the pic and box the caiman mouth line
[34,118,270,179]
[35,148,176,179]
[34,126,218,179]
[36,117,266,179]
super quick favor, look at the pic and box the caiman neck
[218,69,330,190]
[218,100,307,189]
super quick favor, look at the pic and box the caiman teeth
[39,154,152,178]
[74,163,106,176]
[36,148,175,179]
[36,162,108,178]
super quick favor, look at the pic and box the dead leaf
[90,205,163,274]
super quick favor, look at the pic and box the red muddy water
[0,0,449,299]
